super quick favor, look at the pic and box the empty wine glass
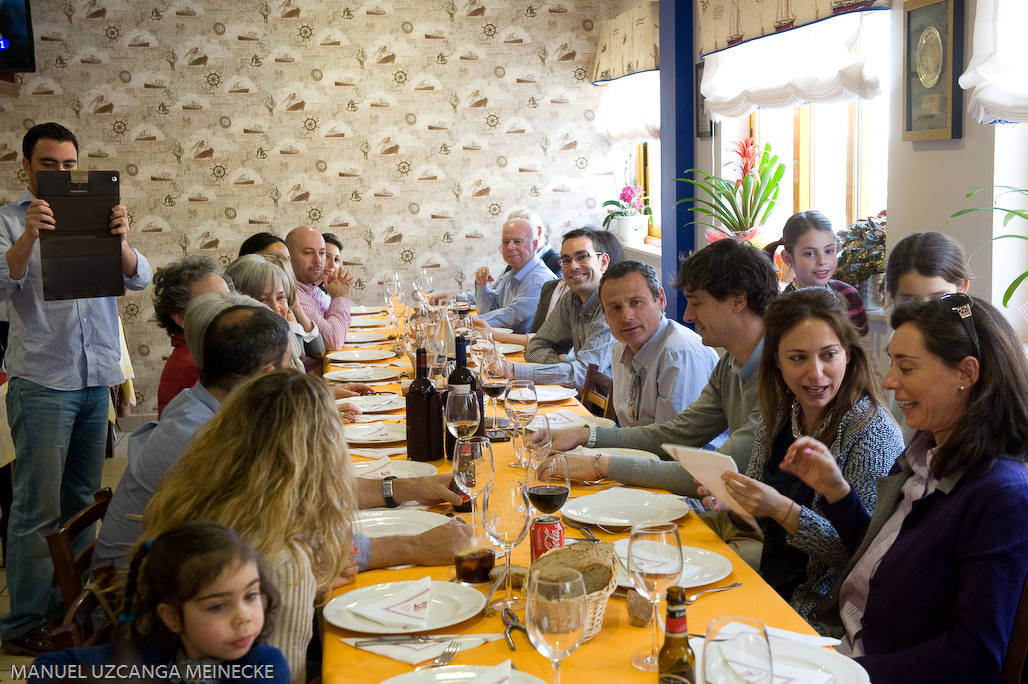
[506,381,538,467]
[526,450,570,516]
[481,348,509,441]
[384,289,405,329]
[628,521,683,672]
[420,270,435,302]
[452,437,494,528]
[526,568,587,684]
[703,616,773,684]
[483,479,531,611]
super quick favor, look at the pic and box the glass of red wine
[526,451,571,516]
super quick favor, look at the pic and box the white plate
[349,317,391,328]
[491,327,513,334]
[353,509,449,539]
[325,367,401,382]
[343,331,391,344]
[576,446,660,460]
[352,460,438,480]
[323,580,486,634]
[561,489,691,528]
[535,413,616,430]
[327,349,396,362]
[379,665,546,684]
[769,639,870,684]
[344,422,408,444]
[339,393,405,412]
[351,305,387,315]
[508,385,578,403]
[614,540,733,589]
[473,341,524,355]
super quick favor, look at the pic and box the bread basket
[534,542,619,642]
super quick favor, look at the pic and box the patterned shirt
[296,280,350,351]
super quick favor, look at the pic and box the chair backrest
[1001,569,1028,684]
[51,564,116,651]
[581,363,615,420]
[46,488,114,610]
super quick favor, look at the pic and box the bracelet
[781,500,798,526]
[586,424,597,448]
[594,455,602,481]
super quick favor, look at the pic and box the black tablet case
[37,170,124,301]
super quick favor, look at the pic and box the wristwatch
[382,475,399,508]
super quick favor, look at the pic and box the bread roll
[530,542,616,594]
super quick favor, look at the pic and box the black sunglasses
[939,292,981,359]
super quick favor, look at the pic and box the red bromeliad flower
[726,137,759,192]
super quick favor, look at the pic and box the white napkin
[689,635,835,684]
[349,576,432,628]
[340,367,376,380]
[346,423,395,441]
[474,659,513,684]
[339,635,503,666]
[617,544,703,583]
[352,414,404,423]
[347,395,401,412]
[356,456,395,478]
[528,410,580,429]
[350,447,408,459]
[766,627,841,648]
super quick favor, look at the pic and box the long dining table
[319,315,821,684]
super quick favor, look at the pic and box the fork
[413,640,460,671]
[561,517,596,539]
[683,581,743,605]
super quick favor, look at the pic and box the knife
[352,634,501,647]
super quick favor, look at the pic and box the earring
[960,385,965,391]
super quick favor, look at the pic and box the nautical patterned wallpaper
[0,0,619,414]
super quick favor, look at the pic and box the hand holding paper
[663,444,760,531]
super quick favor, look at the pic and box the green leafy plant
[834,215,887,286]
[948,186,1028,307]
[601,183,652,230]
[672,138,786,243]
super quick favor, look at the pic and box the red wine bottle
[406,348,444,461]
[447,335,477,395]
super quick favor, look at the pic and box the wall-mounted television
[0,0,35,73]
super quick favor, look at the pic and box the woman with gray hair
[153,255,231,416]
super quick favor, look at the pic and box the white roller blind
[958,0,1028,125]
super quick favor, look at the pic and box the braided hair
[116,520,280,654]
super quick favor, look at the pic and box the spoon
[683,581,743,605]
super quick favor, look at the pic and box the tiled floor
[0,430,130,681]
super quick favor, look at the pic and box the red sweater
[156,332,199,417]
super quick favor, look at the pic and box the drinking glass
[445,391,481,446]
[452,437,494,528]
[703,616,773,684]
[481,348,509,441]
[526,450,570,516]
[523,414,552,464]
[526,568,587,684]
[628,521,683,671]
[483,479,531,610]
[385,289,405,329]
[420,270,435,303]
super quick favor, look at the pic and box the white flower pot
[616,215,649,245]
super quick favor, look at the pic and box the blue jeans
[0,379,108,640]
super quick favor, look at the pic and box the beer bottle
[658,586,696,684]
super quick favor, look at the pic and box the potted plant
[834,214,887,307]
[949,185,1028,307]
[602,183,652,245]
[673,138,786,245]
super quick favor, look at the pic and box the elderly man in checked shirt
[598,260,724,446]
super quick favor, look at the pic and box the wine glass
[452,437,495,528]
[445,391,481,452]
[420,270,435,303]
[481,348,509,441]
[483,479,531,610]
[526,450,570,516]
[384,289,405,329]
[526,568,587,684]
[703,616,773,684]
[523,414,552,465]
[628,521,683,672]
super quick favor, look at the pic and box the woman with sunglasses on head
[782,294,1028,684]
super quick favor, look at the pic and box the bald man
[474,218,556,334]
[285,226,355,350]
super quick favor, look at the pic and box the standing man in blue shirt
[0,122,152,656]
[473,217,555,334]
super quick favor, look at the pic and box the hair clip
[118,611,134,624]
[145,539,154,549]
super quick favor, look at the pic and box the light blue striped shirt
[0,188,153,390]
[474,253,555,333]
[612,317,725,447]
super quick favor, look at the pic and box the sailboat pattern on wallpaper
[3,0,617,412]
[698,0,890,56]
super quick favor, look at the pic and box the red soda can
[530,515,565,563]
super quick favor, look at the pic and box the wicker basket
[534,543,619,642]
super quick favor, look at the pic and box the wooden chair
[51,564,116,651]
[581,363,615,420]
[1001,570,1028,684]
[46,488,113,610]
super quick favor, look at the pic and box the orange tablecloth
[320,329,818,684]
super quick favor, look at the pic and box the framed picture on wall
[696,61,712,139]
[902,0,963,141]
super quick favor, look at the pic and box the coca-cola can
[530,515,565,563]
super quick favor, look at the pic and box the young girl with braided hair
[29,520,289,682]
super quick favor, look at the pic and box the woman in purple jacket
[782,294,1028,684]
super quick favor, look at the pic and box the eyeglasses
[558,252,603,268]
[939,293,981,359]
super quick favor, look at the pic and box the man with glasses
[472,217,556,334]
[502,228,614,393]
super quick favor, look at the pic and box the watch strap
[382,475,399,508]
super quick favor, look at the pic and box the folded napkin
[350,447,408,459]
[527,410,580,429]
[340,367,376,380]
[349,576,432,629]
[339,635,504,666]
[348,395,402,412]
[474,659,512,684]
[766,627,841,648]
[346,423,395,441]
[357,456,395,479]
[618,545,702,583]
[688,623,841,684]
[352,414,405,423]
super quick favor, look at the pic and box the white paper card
[663,444,759,531]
